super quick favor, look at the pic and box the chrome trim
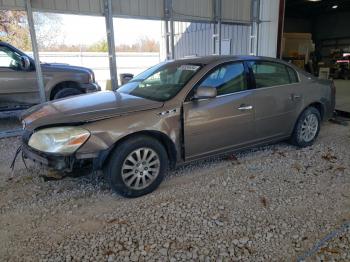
[184,89,253,103]
[238,105,253,110]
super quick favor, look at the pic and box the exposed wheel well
[308,102,325,120]
[50,81,83,100]
[102,131,177,170]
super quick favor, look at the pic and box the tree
[88,38,159,53]
[0,11,31,50]
[87,39,108,52]
[115,37,159,52]
[0,10,62,51]
[34,12,63,50]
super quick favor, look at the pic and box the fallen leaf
[322,152,337,162]
[144,244,151,252]
[278,151,286,157]
[106,218,129,225]
[292,163,302,172]
[103,250,114,256]
[260,196,268,207]
[320,247,340,254]
[227,154,240,164]
[335,166,346,172]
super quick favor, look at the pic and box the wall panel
[221,0,251,23]
[257,0,280,57]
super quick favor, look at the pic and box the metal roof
[0,0,252,23]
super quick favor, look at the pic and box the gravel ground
[0,121,349,261]
[0,117,21,132]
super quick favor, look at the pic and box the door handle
[238,105,253,111]
[291,94,301,101]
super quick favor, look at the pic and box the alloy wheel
[121,147,160,190]
[300,113,319,142]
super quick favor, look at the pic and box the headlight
[28,127,90,154]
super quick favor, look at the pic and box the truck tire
[53,87,83,100]
[104,135,168,198]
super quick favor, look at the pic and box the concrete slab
[335,80,350,112]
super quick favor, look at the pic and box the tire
[53,87,83,100]
[290,107,321,147]
[104,135,168,198]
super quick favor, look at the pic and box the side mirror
[194,86,217,100]
[20,56,31,71]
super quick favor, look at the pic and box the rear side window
[286,66,299,83]
[249,61,293,88]
[198,62,247,96]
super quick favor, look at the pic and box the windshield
[118,62,201,101]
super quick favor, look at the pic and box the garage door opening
[280,0,350,113]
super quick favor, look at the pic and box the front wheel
[290,107,321,147]
[104,136,168,198]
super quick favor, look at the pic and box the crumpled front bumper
[20,129,109,172]
[21,130,78,171]
[22,143,76,171]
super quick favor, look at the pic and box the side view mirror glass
[20,56,31,71]
[194,86,217,100]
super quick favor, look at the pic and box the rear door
[183,61,255,160]
[247,60,303,141]
[0,45,39,108]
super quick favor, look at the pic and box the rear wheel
[290,107,321,147]
[104,136,168,198]
[53,87,83,100]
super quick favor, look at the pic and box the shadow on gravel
[4,136,295,198]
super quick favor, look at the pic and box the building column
[217,0,222,55]
[250,0,260,56]
[164,0,175,59]
[25,0,46,102]
[212,0,222,55]
[104,0,118,90]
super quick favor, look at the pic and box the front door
[183,61,255,161]
[0,45,39,108]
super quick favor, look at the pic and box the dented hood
[22,91,163,130]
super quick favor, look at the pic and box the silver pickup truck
[0,42,100,110]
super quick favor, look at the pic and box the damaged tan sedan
[20,56,335,197]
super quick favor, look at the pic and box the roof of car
[172,55,285,65]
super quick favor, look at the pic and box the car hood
[41,63,93,74]
[22,91,163,130]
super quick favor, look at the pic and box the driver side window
[198,62,247,96]
[0,46,21,69]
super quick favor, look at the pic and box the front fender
[75,108,182,163]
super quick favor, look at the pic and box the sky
[56,14,162,46]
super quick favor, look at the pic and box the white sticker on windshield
[179,65,200,71]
